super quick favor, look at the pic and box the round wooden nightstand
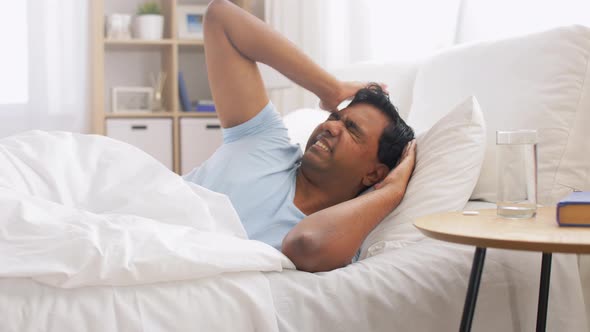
[414,206,590,332]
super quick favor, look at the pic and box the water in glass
[496,130,538,218]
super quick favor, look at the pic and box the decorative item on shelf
[112,87,154,113]
[150,71,167,112]
[192,100,216,112]
[105,14,132,39]
[178,72,192,112]
[177,5,207,39]
[134,2,164,40]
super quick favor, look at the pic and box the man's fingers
[402,140,414,158]
[318,100,337,113]
[394,141,412,168]
[399,140,417,166]
[408,140,416,152]
[402,143,409,155]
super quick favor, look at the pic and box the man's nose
[322,119,342,137]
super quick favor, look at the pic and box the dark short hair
[348,83,415,169]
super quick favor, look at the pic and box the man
[183,0,416,272]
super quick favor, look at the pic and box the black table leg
[536,253,552,332]
[460,247,487,332]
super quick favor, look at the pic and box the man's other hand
[374,139,416,193]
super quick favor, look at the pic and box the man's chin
[300,151,327,171]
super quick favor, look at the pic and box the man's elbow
[204,0,229,26]
[282,231,347,273]
[282,231,322,272]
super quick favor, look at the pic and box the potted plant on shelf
[134,2,164,40]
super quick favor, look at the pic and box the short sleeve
[222,101,287,144]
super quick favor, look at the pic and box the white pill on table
[462,210,480,216]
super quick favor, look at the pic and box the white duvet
[0,130,294,288]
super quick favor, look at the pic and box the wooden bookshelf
[91,0,253,173]
[104,112,174,118]
[104,38,175,45]
[177,39,205,46]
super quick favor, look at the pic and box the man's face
[301,103,390,186]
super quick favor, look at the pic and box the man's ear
[362,163,390,187]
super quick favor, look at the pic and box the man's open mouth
[313,140,330,152]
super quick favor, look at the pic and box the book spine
[178,72,191,112]
[196,105,216,112]
[556,201,590,226]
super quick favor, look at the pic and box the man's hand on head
[319,81,389,112]
[374,139,416,198]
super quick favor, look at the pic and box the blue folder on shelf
[195,104,216,112]
[178,72,191,112]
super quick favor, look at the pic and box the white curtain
[266,0,590,112]
[264,0,323,112]
[0,0,89,139]
[265,0,463,112]
[322,0,463,68]
[269,0,590,68]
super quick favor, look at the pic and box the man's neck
[293,168,358,215]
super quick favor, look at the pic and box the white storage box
[106,118,173,170]
[180,118,223,175]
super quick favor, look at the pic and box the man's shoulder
[222,101,288,143]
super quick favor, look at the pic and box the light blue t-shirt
[183,102,306,250]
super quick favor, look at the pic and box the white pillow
[409,25,590,205]
[360,96,486,259]
[283,108,329,149]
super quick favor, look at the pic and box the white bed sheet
[0,131,293,288]
[266,202,589,332]
[0,131,293,332]
[1,190,587,332]
[2,239,584,332]
[0,272,278,332]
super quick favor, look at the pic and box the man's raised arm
[204,0,347,128]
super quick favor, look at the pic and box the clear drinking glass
[496,130,538,218]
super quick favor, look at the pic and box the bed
[0,205,585,331]
[0,211,586,332]
[2,25,590,332]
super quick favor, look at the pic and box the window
[0,2,28,104]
